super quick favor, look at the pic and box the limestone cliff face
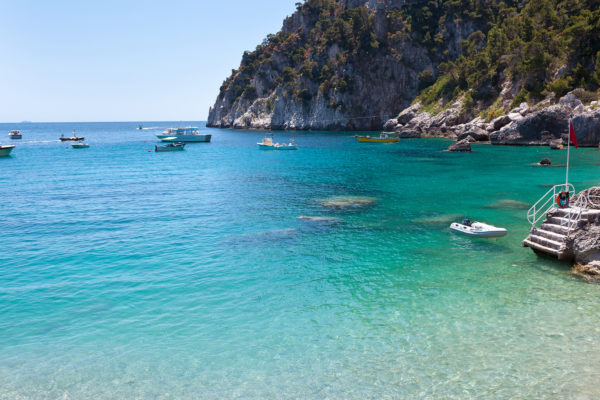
[208,0,482,130]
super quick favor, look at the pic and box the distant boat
[0,144,15,157]
[156,127,211,143]
[71,143,90,149]
[8,130,22,139]
[450,219,507,238]
[155,142,185,152]
[357,134,398,143]
[60,130,85,141]
[258,135,297,150]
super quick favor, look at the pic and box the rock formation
[447,139,471,152]
[208,0,508,130]
[569,188,600,278]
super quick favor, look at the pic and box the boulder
[492,115,511,130]
[397,128,421,138]
[447,139,472,152]
[458,126,489,142]
[490,105,575,145]
[559,92,583,109]
[539,158,551,165]
[383,118,399,131]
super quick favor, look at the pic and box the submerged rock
[297,216,343,223]
[447,139,471,152]
[486,199,530,209]
[318,196,378,208]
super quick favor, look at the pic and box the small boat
[0,144,16,157]
[156,127,211,142]
[258,135,297,150]
[450,219,507,238]
[8,130,22,139]
[155,142,185,152]
[258,136,275,149]
[60,130,85,141]
[71,143,90,149]
[274,139,297,150]
[357,133,398,143]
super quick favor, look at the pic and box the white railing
[527,184,575,227]
[562,193,587,234]
[587,192,600,208]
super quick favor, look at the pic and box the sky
[0,0,299,122]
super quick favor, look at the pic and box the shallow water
[1,122,600,399]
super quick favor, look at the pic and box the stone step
[540,222,570,235]
[527,233,564,250]
[546,215,580,226]
[532,228,567,243]
[523,238,560,257]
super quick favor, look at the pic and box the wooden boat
[0,144,15,157]
[155,143,185,152]
[71,143,90,149]
[450,219,507,238]
[357,134,398,143]
[8,130,22,139]
[60,130,85,141]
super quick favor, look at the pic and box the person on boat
[462,218,472,227]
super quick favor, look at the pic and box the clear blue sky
[0,0,299,122]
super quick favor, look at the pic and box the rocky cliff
[208,0,516,130]
[383,0,600,146]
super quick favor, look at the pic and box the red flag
[569,121,578,148]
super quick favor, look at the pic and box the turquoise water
[1,122,600,399]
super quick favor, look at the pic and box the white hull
[156,134,211,142]
[0,145,15,157]
[450,222,507,238]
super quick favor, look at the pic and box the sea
[1,122,600,399]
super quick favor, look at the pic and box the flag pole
[566,118,570,191]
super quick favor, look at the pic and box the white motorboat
[450,219,507,238]
[156,127,211,143]
[258,135,297,150]
[0,144,15,157]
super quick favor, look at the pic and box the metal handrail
[527,184,575,227]
[587,192,600,208]
[562,194,587,236]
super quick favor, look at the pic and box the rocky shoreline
[383,91,600,147]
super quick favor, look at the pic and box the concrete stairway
[523,207,589,260]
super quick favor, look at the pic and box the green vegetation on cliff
[211,0,600,129]
[419,0,600,118]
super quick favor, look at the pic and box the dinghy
[450,219,507,238]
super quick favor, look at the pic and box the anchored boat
[357,133,398,143]
[60,130,85,141]
[258,135,297,150]
[155,142,185,152]
[156,127,211,143]
[8,130,22,139]
[0,144,16,157]
[71,142,90,149]
[450,219,507,238]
